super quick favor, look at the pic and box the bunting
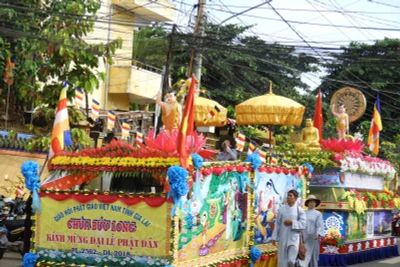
[107,111,116,131]
[136,129,143,144]
[367,94,382,155]
[122,122,130,140]
[248,140,257,155]
[204,105,221,122]
[259,148,267,163]
[91,99,100,121]
[270,154,278,165]
[235,131,246,152]
[48,85,73,159]
[75,88,84,110]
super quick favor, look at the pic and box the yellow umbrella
[235,84,305,126]
[194,96,227,127]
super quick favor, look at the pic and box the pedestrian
[303,195,324,267]
[272,189,306,267]
[217,139,237,161]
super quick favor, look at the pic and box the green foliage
[0,0,122,119]
[320,38,400,141]
[71,128,92,148]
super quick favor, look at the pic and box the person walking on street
[304,195,324,267]
[272,189,306,267]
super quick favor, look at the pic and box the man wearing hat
[304,195,324,267]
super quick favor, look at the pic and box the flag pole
[5,83,10,130]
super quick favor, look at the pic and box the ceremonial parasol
[235,82,305,148]
[194,96,227,127]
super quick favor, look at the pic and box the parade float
[19,83,399,267]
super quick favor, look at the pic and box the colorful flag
[367,94,382,155]
[107,110,115,131]
[270,154,278,165]
[75,88,84,110]
[313,89,324,142]
[204,105,221,122]
[226,118,236,126]
[122,122,130,140]
[92,99,100,121]
[259,148,267,163]
[4,55,15,86]
[248,140,257,155]
[136,129,143,144]
[48,86,73,159]
[177,75,197,168]
[282,159,290,168]
[235,131,246,152]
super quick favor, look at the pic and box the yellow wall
[107,93,131,110]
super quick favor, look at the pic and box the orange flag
[3,55,15,86]
[177,75,198,168]
[313,89,323,142]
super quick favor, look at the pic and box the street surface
[0,243,399,267]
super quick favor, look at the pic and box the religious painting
[253,172,304,245]
[373,211,392,236]
[176,168,248,265]
[346,212,367,240]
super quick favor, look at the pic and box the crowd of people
[272,190,324,267]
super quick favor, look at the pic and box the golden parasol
[194,96,227,127]
[236,83,305,126]
[235,82,305,150]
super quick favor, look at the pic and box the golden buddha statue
[157,90,182,136]
[295,118,321,151]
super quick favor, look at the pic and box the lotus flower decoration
[137,129,217,160]
[321,138,365,153]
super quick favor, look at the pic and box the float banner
[35,193,171,266]
[310,168,384,190]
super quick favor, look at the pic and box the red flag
[4,55,15,86]
[313,89,323,143]
[177,75,198,168]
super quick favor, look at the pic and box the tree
[0,0,122,116]
[319,38,400,145]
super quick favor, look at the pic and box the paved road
[1,251,399,267]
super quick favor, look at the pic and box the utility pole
[162,24,177,97]
[188,0,206,88]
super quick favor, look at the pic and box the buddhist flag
[92,99,100,121]
[236,131,246,152]
[270,154,278,165]
[367,94,382,155]
[204,105,221,122]
[248,140,257,155]
[48,86,73,159]
[313,89,323,142]
[75,88,84,110]
[122,122,130,140]
[177,75,198,168]
[107,111,115,131]
[259,148,267,163]
[4,55,15,86]
[136,129,143,144]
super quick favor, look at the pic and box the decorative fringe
[21,161,41,213]
[191,153,203,203]
[167,166,189,216]
[21,252,38,267]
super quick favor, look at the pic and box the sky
[172,0,400,90]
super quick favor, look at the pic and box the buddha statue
[157,90,182,136]
[331,103,349,140]
[295,118,321,151]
